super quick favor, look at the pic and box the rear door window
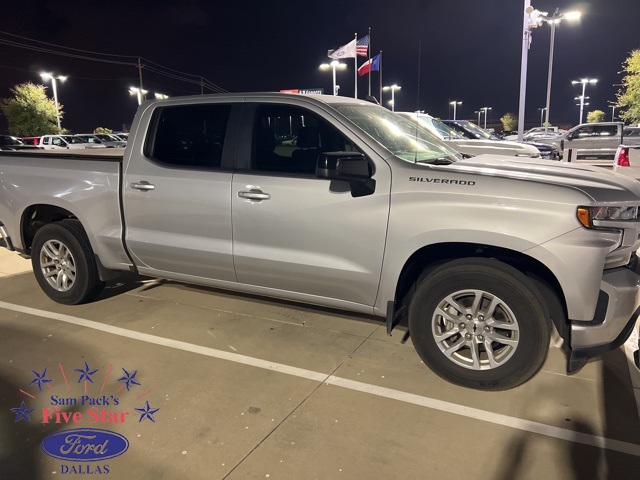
[145,104,231,169]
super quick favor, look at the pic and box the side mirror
[316,152,375,197]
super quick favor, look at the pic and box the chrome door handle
[238,189,270,201]
[130,181,155,191]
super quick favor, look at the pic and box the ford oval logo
[41,428,129,462]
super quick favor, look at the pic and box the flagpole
[367,27,372,97]
[379,50,383,105]
[354,32,358,99]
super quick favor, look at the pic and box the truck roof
[142,92,374,108]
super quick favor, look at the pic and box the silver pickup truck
[1,93,640,390]
[534,122,640,164]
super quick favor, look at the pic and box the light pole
[517,1,535,141]
[320,61,346,96]
[541,9,581,129]
[575,96,589,120]
[538,107,547,126]
[449,100,462,120]
[129,86,149,105]
[609,103,617,121]
[474,110,482,125]
[383,85,401,111]
[572,78,597,124]
[40,72,67,133]
[481,106,492,129]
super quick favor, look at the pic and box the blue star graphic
[117,368,141,391]
[11,401,36,423]
[74,362,98,383]
[28,368,52,391]
[135,401,159,423]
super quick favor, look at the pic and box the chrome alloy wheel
[39,240,76,292]
[432,289,520,370]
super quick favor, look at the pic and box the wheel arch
[21,204,78,255]
[394,242,569,342]
[20,204,117,282]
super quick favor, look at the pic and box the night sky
[1,0,638,133]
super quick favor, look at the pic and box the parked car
[504,126,565,141]
[612,144,640,180]
[75,134,126,148]
[0,135,40,151]
[399,112,557,159]
[624,126,640,138]
[111,133,129,142]
[39,135,106,150]
[534,122,640,163]
[441,119,559,160]
[2,93,640,391]
[20,136,41,146]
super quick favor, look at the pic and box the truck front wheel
[31,220,104,305]
[408,258,551,390]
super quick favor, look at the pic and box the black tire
[31,220,104,305]
[408,258,551,391]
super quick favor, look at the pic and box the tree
[586,110,606,123]
[500,112,518,131]
[616,49,640,124]
[94,127,113,134]
[0,82,61,136]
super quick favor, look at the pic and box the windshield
[334,104,461,163]
[430,118,465,139]
[456,121,496,140]
[2,136,24,145]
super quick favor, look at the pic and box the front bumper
[570,265,640,353]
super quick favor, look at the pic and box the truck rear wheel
[31,220,104,305]
[408,258,551,390]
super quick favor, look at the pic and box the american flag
[356,35,369,57]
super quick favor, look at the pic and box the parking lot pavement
[1,249,640,479]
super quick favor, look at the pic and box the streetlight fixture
[383,85,402,111]
[537,107,547,126]
[319,60,347,96]
[541,8,581,129]
[154,93,169,100]
[481,106,492,129]
[40,72,67,133]
[129,86,149,105]
[572,78,597,124]
[449,100,462,120]
[517,3,581,141]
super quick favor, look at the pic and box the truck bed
[0,149,131,270]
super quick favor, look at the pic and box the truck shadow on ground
[494,347,640,479]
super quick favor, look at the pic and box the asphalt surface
[1,249,639,479]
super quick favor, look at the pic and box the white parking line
[1,299,639,457]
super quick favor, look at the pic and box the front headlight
[577,206,639,228]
